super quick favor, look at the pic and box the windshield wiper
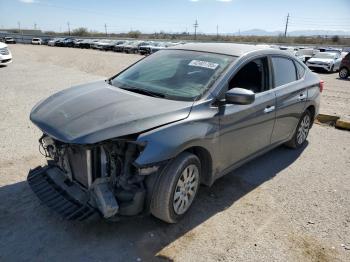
[120,87,166,98]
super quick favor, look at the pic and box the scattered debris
[307,221,315,225]
[341,244,350,250]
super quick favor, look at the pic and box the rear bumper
[27,166,97,221]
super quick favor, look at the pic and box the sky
[0,0,349,34]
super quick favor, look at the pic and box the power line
[104,23,107,36]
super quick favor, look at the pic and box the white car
[31,38,42,45]
[306,52,342,72]
[0,42,12,65]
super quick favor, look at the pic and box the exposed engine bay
[28,134,160,220]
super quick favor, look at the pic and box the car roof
[169,43,274,57]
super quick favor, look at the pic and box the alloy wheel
[297,114,310,145]
[173,164,199,215]
[339,68,348,79]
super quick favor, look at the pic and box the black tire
[339,67,349,79]
[150,152,201,223]
[285,110,312,149]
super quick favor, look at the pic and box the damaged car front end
[28,134,156,220]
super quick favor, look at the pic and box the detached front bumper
[27,166,97,221]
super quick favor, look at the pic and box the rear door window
[271,57,297,87]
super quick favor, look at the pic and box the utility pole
[193,19,199,40]
[18,21,21,32]
[34,22,37,30]
[284,13,289,37]
[104,23,108,37]
[216,24,219,41]
[67,21,70,36]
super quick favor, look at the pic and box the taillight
[319,80,324,93]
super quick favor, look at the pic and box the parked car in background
[73,39,83,48]
[41,38,51,45]
[77,39,93,49]
[279,46,303,62]
[62,38,75,47]
[295,48,316,63]
[54,38,74,47]
[0,42,12,65]
[48,38,62,46]
[306,52,342,72]
[139,41,158,55]
[92,39,117,51]
[27,43,321,223]
[53,38,64,47]
[150,42,170,53]
[123,41,149,53]
[31,38,42,45]
[114,40,131,52]
[339,52,350,79]
[4,37,16,44]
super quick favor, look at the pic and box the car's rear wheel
[150,152,200,223]
[285,110,312,149]
[339,67,349,79]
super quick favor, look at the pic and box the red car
[339,52,350,79]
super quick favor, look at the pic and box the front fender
[135,103,220,167]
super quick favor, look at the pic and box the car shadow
[0,142,308,261]
[336,77,350,81]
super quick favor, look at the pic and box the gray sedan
[28,43,321,223]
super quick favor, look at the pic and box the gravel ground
[0,45,349,262]
[318,70,350,121]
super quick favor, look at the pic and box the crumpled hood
[30,81,193,144]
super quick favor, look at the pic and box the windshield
[110,50,234,101]
[313,53,336,59]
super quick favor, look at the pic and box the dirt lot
[0,45,349,262]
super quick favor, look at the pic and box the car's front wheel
[151,152,200,223]
[339,67,349,79]
[285,110,312,149]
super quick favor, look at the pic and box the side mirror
[225,88,255,105]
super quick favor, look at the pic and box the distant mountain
[233,29,350,36]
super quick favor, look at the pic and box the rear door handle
[264,105,275,113]
[298,93,307,101]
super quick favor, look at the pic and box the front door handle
[264,105,275,113]
[298,93,307,101]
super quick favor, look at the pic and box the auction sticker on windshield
[188,60,219,70]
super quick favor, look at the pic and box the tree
[128,30,141,38]
[72,27,89,37]
[332,35,340,43]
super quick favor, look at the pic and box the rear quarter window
[271,57,297,87]
[294,61,306,79]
